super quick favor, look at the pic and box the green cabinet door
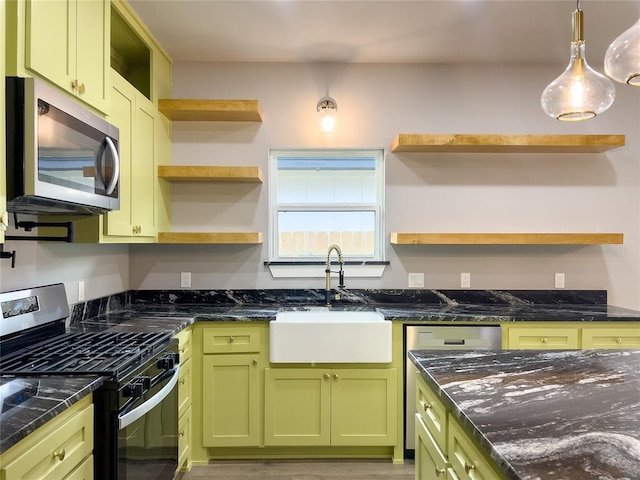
[104,71,155,238]
[130,95,156,237]
[264,368,331,446]
[202,354,261,447]
[25,0,108,113]
[25,0,74,92]
[264,367,396,447]
[75,0,109,110]
[331,368,397,446]
[1,0,6,243]
[106,73,133,236]
[416,413,448,480]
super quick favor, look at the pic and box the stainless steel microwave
[5,77,120,215]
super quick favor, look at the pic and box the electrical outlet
[180,272,191,288]
[460,272,471,288]
[555,272,565,289]
[408,273,424,288]
[78,281,85,302]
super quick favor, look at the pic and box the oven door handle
[118,365,180,430]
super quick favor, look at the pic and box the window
[269,148,385,266]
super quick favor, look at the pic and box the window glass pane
[276,156,378,205]
[277,211,376,257]
[270,148,384,262]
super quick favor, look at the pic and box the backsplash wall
[129,62,640,309]
[2,62,638,309]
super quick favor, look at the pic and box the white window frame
[267,148,386,278]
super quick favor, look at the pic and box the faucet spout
[325,244,344,305]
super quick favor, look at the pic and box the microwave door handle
[103,137,120,196]
[118,365,180,430]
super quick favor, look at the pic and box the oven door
[117,357,180,480]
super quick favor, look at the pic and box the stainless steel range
[0,284,180,480]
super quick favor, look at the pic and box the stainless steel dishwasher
[404,325,502,456]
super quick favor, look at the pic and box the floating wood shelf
[158,99,263,121]
[158,232,263,244]
[389,233,624,245]
[158,166,263,183]
[390,134,625,154]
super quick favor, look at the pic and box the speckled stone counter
[67,289,640,326]
[409,349,640,480]
[0,376,104,454]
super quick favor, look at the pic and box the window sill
[264,261,389,279]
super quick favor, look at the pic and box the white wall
[0,225,129,303]
[129,62,640,309]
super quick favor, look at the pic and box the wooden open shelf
[158,232,263,244]
[389,233,624,245]
[390,134,625,153]
[158,99,263,121]
[158,166,263,183]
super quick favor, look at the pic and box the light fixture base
[317,96,337,112]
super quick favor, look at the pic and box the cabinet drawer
[174,328,193,362]
[1,402,93,480]
[507,327,579,349]
[63,455,93,480]
[581,327,640,349]
[416,372,447,451]
[448,416,503,480]
[415,414,448,480]
[203,326,261,353]
[178,357,192,418]
[178,406,191,471]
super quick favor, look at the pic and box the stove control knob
[123,381,144,398]
[138,376,151,391]
[157,353,179,370]
[123,376,151,397]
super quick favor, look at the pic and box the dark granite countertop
[409,349,640,480]
[72,301,640,327]
[0,376,104,455]
[68,289,640,326]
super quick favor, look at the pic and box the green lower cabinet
[202,354,261,447]
[264,368,331,446]
[331,368,397,446]
[264,367,397,447]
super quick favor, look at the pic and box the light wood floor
[181,459,415,479]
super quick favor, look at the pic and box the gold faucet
[325,244,345,305]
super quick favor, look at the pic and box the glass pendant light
[317,96,337,133]
[605,17,640,86]
[541,1,615,121]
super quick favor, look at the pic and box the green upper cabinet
[71,70,157,242]
[105,71,156,238]
[21,0,109,113]
[1,0,7,244]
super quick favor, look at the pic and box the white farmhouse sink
[269,309,392,363]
